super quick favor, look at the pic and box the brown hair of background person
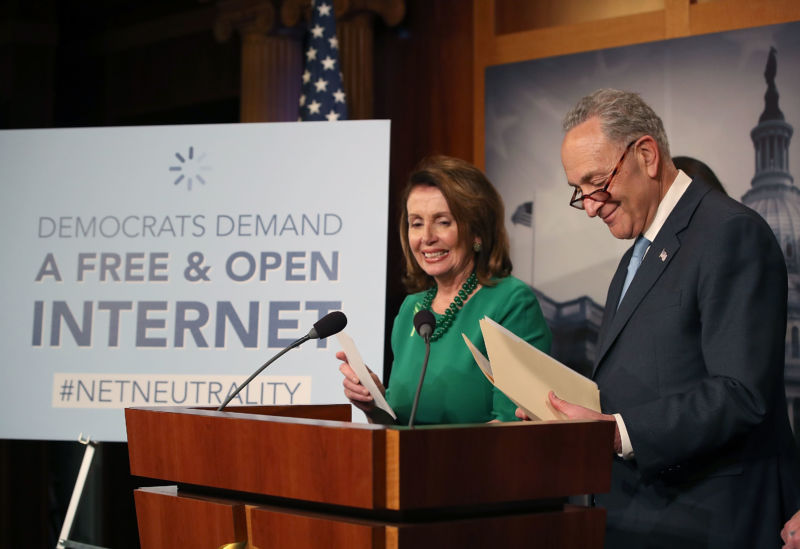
[673,155,727,196]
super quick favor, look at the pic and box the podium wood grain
[133,486,247,549]
[126,405,613,510]
[126,405,614,548]
[247,504,605,549]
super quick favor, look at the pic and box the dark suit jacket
[593,178,800,548]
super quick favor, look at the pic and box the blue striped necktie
[618,235,650,308]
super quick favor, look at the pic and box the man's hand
[517,391,621,453]
[782,509,800,549]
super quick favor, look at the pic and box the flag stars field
[321,56,336,70]
[317,2,332,16]
[298,0,347,122]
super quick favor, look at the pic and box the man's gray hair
[563,89,671,160]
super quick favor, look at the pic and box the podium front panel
[126,406,614,511]
[127,405,387,509]
[385,419,614,509]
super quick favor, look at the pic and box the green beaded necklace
[419,272,479,341]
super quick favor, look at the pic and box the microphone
[307,310,348,341]
[413,309,435,344]
[408,309,435,427]
[217,311,347,411]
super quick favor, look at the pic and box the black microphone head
[413,309,435,341]
[309,311,347,339]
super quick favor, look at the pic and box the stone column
[216,0,303,122]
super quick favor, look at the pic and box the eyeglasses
[569,139,637,210]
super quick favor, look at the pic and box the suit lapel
[593,179,710,377]
[596,252,629,358]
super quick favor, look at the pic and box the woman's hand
[515,408,532,421]
[338,350,384,414]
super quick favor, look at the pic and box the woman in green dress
[339,155,552,424]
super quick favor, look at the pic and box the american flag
[298,0,348,121]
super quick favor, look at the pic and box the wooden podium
[125,405,614,548]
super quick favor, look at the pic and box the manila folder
[479,316,600,421]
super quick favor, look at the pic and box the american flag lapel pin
[659,249,668,262]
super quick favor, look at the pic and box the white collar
[642,169,692,244]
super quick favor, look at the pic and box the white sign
[0,120,390,441]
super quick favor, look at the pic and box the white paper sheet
[336,332,396,420]
[463,316,601,421]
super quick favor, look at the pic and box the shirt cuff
[613,413,635,460]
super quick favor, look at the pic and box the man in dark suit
[528,88,800,547]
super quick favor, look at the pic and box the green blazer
[386,275,551,425]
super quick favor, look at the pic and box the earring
[473,241,482,253]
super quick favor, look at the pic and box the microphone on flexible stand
[217,311,347,411]
[407,309,435,427]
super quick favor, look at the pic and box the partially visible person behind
[672,155,727,195]
[338,155,552,425]
[518,88,800,548]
